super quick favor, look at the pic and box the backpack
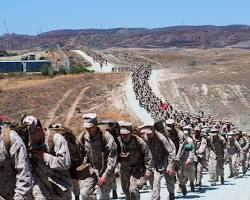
[1,122,31,154]
[1,118,90,180]
[1,127,11,153]
[0,116,13,152]
[98,120,122,157]
[48,123,90,180]
[98,120,141,162]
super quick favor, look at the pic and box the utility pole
[7,28,9,50]
[3,20,8,50]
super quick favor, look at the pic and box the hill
[1,25,250,50]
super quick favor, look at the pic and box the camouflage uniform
[193,135,207,187]
[78,128,117,200]
[32,130,73,200]
[0,127,32,200]
[120,135,153,200]
[165,123,192,195]
[247,133,250,169]
[143,130,176,200]
[226,135,242,177]
[207,132,226,185]
[237,134,250,175]
[176,132,195,192]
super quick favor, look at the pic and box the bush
[0,50,8,57]
[6,72,17,77]
[0,74,5,79]
[0,50,17,57]
[41,65,53,77]
[58,65,68,75]
[8,52,18,56]
[75,107,81,113]
[69,64,90,74]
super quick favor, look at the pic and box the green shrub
[0,74,5,79]
[69,64,90,74]
[58,65,68,75]
[41,65,53,77]
[0,50,8,57]
[75,107,81,113]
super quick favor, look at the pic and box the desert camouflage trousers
[195,158,206,185]
[228,153,239,176]
[149,170,175,200]
[79,173,114,200]
[177,162,195,186]
[208,157,224,182]
[120,168,147,200]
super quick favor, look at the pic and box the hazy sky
[1,0,250,35]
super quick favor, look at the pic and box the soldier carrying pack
[47,123,90,180]
[1,115,90,180]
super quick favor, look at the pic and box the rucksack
[1,116,90,179]
[48,123,90,180]
[0,116,13,152]
[1,121,31,154]
[98,120,142,162]
[98,120,122,157]
[1,127,11,153]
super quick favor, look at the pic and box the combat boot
[190,182,195,192]
[221,177,224,185]
[211,181,216,186]
[181,185,187,196]
[112,189,118,199]
[197,184,202,192]
[177,185,182,193]
[228,173,234,178]
[169,192,175,200]
[75,195,79,200]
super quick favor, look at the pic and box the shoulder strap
[134,134,143,155]
[47,130,56,153]
[155,131,166,145]
[99,128,108,152]
[2,127,11,153]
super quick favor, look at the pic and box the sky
[0,0,250,35]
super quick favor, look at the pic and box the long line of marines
[1,110,250,200]
[1,64,250,200]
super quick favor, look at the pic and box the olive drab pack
[48,124,90,180]
[98,120,122,156]
[0,116,13,153]
[1,127,11,153]
[0,118,31,154]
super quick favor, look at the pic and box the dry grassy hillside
[1,47,249,132]
[0,73,137,134]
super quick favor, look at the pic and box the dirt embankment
[0,73,136,134]
[65,51,91,67]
